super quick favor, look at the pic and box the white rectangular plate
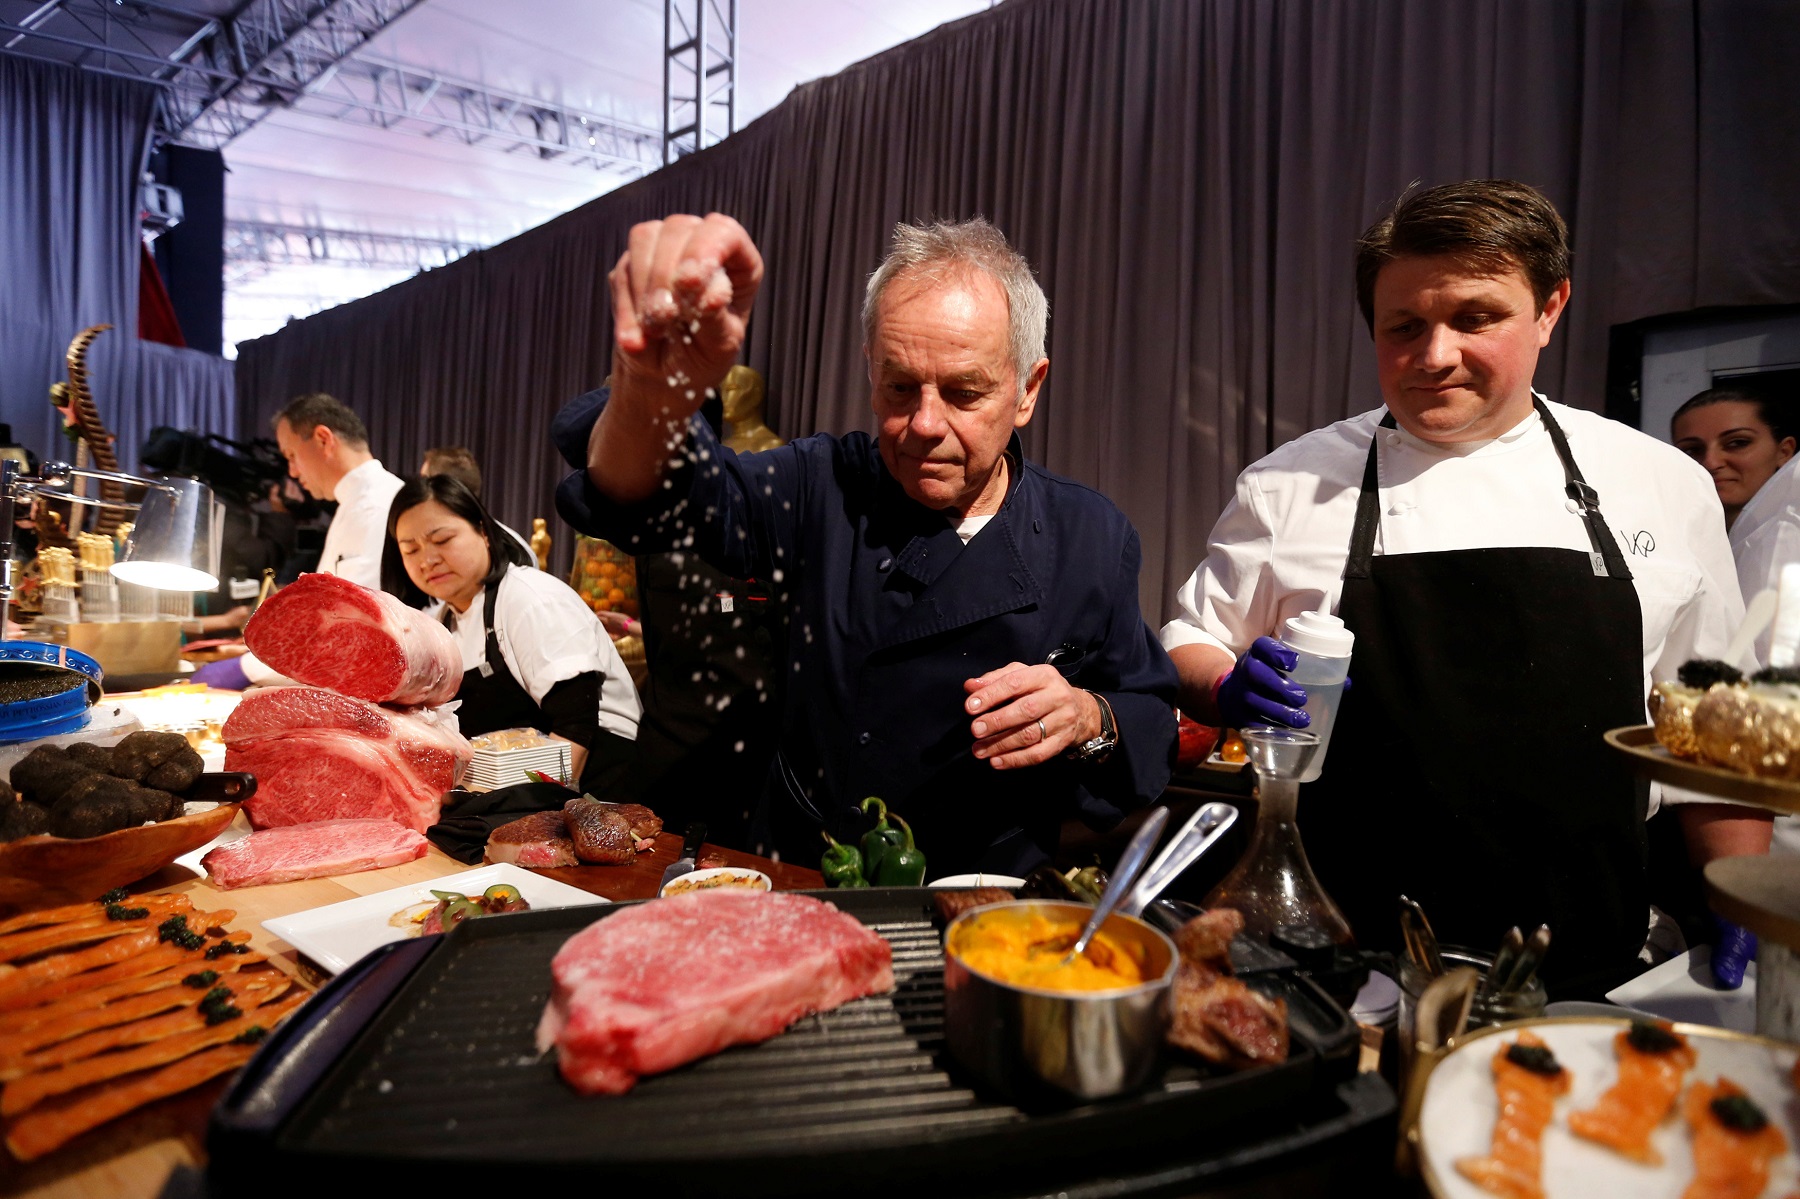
[1605,946,1758,1034]
[262,863,608,974]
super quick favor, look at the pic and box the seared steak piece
[486,811,578,868]
[933,888,1015,924]
[564,798,634,864]
[1165,906,1289,1070]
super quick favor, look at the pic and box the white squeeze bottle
[1278,611,1355,783]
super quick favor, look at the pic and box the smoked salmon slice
[1455,1030,1571,1199]
[1568,1021,1696,1164]
[0,930,253,1013]
[1682,1077,1787,1199]
[3,1042,260,1161]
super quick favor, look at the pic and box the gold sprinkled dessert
[1650,659,1744,761]
[1691,666,1800,780]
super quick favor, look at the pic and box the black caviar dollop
[231,1025,268,1046]
[1626,1021,1684,1055]
[1751,666,1800,686]
[1709,1092,1769,1133]
[99,888,129,904]
[204,940,251,960]
[182,970,219,989]
[1679,659,1745,689]
[158,914,204,950]
[1504,1043,1564,1076]
[105,903,149,921]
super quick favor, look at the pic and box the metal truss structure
[663,0,736,166]
[224,218,481,285]
[0,0,662,176]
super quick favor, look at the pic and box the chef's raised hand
[1212,636,1310,730]
[608,213,764,412]
[964,662,1102,770]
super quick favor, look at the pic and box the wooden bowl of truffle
[0,731,257,914]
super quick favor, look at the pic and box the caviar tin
[0,641,104,744]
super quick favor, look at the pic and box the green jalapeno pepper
[859,797,904,882]
[820,830,868,887]
[872,812,927,887]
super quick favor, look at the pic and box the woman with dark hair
[382,474,640,789]
[1671,385,1795,528]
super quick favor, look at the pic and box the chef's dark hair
[380,473,531,608]
[1355,179,1570,330]
[1672,385,1796,447]
[273,392,369,449]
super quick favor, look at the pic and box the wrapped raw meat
[245,573,461,706]
[224,687,471,833]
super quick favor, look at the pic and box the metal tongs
[1484,924,1551,1001]
[1399,895,1444,978]
[1119,801,1238,917]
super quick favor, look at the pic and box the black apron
[1302,400,1649,999]
[446,591,543,741]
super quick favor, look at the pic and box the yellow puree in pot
[950,908,1149,992]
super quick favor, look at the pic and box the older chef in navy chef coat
[553,215,1177,877]
[1162,180,1766,998]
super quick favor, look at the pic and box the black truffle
[11,746,88,806]
[144,747,203,794]
[0,800,50,842]
[111,731,198,785]
[48,775,138,838]
[123,780,181,823]
[64,742,117,774]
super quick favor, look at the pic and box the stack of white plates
[463,739,572,791]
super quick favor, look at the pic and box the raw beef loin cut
[224,686,471,833]
[538,890,894,1094]
[486,811,577,868]
[203,818,427,889]
[245,573,461,706]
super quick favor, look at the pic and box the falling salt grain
[734,740,745,752]
[377,1079,394,1093]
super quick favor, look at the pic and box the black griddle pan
[208,889,1373,1197]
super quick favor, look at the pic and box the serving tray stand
[207,889,1392,1197]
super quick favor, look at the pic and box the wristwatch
[1066,690,1117,764]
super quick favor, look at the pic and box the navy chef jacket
[553,388,1178,877]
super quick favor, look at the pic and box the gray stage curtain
[0,56,155,469]
[234,0,1800,615]
[128,342,237,466]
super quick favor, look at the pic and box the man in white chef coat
[1164,179,1769,998]
[272,393,405,589]
[195,393,404,689]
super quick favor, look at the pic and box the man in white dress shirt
[1162,180,1766,996]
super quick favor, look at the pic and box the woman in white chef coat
[381,474,641,790]
[1673,387,1800,861]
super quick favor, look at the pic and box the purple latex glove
[1212,636,1310,730]
[1711,914,1757,990]
[191,655,250,691]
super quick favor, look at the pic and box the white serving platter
[1419,1017,1799,1199]
[263,862,607,974]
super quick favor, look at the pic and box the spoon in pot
[1120,802,1237,918]
[1060,806,1169,967]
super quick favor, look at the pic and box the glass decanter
[1204,726,1355,946]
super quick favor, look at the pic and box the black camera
[139,427,286,507]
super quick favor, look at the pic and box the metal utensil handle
[1121,802,1237,917]
[680,821,708,860]
[1066,806,1169,963]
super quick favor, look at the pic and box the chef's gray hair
[862,218,1048,395]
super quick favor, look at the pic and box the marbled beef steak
[245,573,461,706]
[223,686,471,833]
[537,890,895,1094]
[202,818,427,888]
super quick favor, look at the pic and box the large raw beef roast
[223,686,471,833]
[537,890,894,1094]
[203,818,428,888]
[245,573,461,706]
